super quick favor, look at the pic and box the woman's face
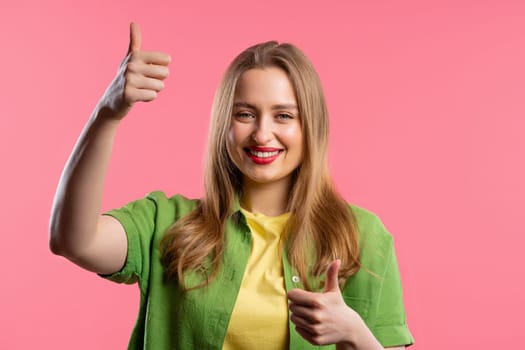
[227,67,303,188]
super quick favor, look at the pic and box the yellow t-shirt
[222,208,291,350]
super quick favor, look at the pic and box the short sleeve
[346,205,414,347]
[371,239,414,347]
[99,194,157,286]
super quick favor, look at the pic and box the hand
[287,260,362,347]
[100,22,171,120]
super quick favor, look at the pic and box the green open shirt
[102,191,414,349]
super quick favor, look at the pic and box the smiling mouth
[243,147,283,164]
[246,149,280,158]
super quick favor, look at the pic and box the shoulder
[342,205,397,309]
[145,191,200,209]
[109,191,200,228]
[348,204,393,249]
[347,204,396,278]
[145,191,200,213]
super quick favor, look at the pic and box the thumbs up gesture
[287,260,366,347]
[100,22,171,120]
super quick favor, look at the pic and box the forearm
[49,106,120,259]
[49,23,169,274]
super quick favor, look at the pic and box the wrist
[95,104,128,123]
[336,307,361,349]
[338,311,382,350]
[336,340,357,350]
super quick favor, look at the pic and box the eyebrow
[233,102,298,111]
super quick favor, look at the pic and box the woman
[50,23,414,349]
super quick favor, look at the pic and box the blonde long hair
[161,41,360,290]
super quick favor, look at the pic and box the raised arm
[49,23,171,274]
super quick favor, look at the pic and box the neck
[241,178,292,216]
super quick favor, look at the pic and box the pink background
[1,0,524,348]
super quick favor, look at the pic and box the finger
[323,259,341,293]
[127,74,165,92]
[291,314,327,339]
[294,326,324,346]
[134,51,171,66]
[290,314,323,336]
[290,313,311,329]
[135,88,158,102]
[127,61,169,80]
[289,303,321,324]
[124,87,158,104]
[287,289,320,307]
[140,64,170,80]
[295,325,314,340]
[128,22,142,53]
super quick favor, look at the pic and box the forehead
[234,67,297,106]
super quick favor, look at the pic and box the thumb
[127,22,142,53]
[323,259,341,293]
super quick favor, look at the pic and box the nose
[252,116,274,145]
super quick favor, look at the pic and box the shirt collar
[230,193,246,227]
[232,193,242,214]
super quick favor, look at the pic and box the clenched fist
[100,22,171,120]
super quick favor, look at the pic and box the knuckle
[124,72,135,86]
[311,295,323,308]
[127,61,139,73]
[310,312,322,324]
[311,336,323,346]
[123,87,134,102]
[128,51,140,61]
[312,324,324,336]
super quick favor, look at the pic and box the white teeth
[249,150,279,158]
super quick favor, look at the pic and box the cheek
[227,126,247,161]
[229,123,251,147]
[281,125,304,150]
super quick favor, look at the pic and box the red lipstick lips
[244,146,283,165]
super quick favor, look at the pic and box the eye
[276,113,293,120]
[234,112,255,121]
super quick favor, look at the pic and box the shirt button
[292,275,300,283]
